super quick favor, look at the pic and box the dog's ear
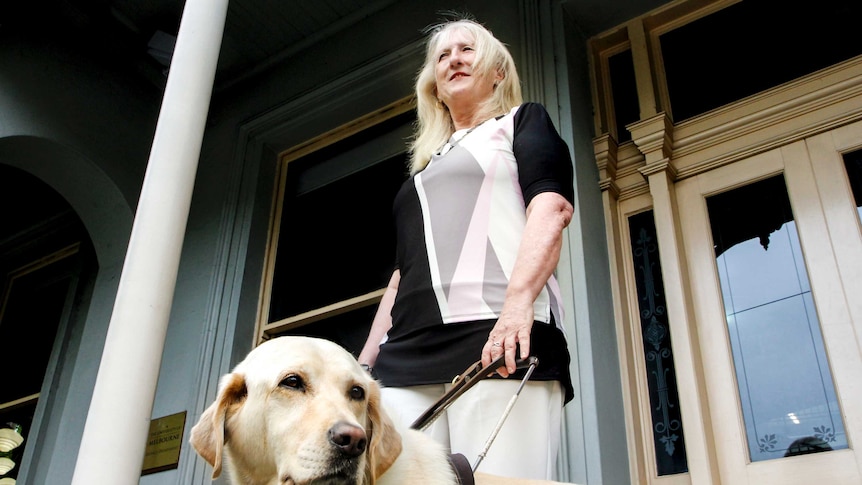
[190,372,247,479]
[365,381,403,483]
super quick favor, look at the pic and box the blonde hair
[409,19,523,174]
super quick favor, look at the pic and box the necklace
[436,123,482,156]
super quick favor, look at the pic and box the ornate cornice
[638,157,678,182]
[593,133,619,184]
[628,112,673,163]
[627,112,678,181]
[599,178,621,198]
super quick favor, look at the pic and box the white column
[70,0,229,483]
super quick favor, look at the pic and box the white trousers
[380,379,563,480]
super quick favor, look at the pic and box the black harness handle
[410,355,539,431]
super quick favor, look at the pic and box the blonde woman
[360,18,574,481]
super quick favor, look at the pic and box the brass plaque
[142,411,186,475]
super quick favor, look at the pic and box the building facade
[1,0,860,484]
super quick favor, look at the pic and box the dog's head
[190,336,402,485]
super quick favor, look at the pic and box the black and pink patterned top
[374,103,575,402]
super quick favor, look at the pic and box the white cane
[472,356,539,472]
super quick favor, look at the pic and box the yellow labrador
[190,336,571,485]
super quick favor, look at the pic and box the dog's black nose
[329,421,367,457]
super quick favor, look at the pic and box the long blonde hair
[409,19,523,174]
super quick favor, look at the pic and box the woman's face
[433,28,499,115]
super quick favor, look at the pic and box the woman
[359,18,574,481]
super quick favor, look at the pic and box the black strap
[410,356,538,431]
[448,453,475,485]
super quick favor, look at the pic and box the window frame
[255,97,415,342]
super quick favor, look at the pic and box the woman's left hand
[483,303,535,377]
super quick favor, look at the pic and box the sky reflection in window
[708,175,847,461]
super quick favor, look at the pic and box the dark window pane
[661,0,862,122]
[268,112,412,322]
[0,255,76,402]
[628,210,688,476]
[707,175,847,461]
[843,148,862,222]
[0,248,83,481]
[609,48,638,143]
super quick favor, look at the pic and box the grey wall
[554,4,630,484]
[0,27,159,485]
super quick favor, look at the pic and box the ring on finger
[492,341,502,347]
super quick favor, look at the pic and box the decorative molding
[595,59,862,197]
[620,182,652,201]
[594,133,619,184]
[639,157,678,182]
[672,56,862,178]
[599,178,621,199]
[601,141,650,201]
[625,112,677,184]
[519,0,546,105]
[628,112,674,164]
[674,57,862,154]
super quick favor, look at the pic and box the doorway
[0,165,93,481]
[676,122,862,484]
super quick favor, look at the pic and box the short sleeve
[512,103,575,206]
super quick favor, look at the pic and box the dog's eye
[279,375,305,391]
[349,386,365,401]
